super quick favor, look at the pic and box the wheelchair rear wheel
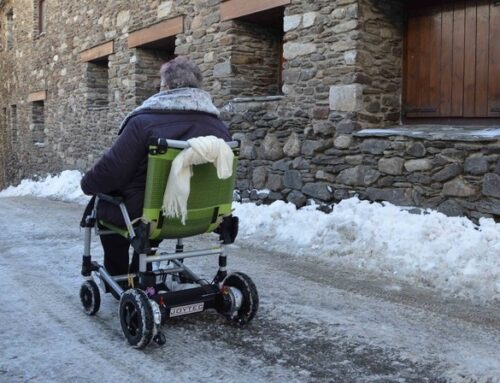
[80,280,101,316]
[222,272,259,325]
[119,289,155,349]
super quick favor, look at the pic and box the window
[134,48,175,104]
[10,105,18,144]
[128,17,182,104]
[2,108,7,145]
[86,60,109,109]
[220,0,287,97]
[31,101,45,145]
[38,0,46,34]
[80,42,114,109]
[2,108,6,131]
[230,18,284,96]
[6,9,14,50]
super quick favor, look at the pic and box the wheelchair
[79,138,258,349]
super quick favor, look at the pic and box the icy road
[0,197,499,383]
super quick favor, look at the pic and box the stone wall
[1,0,498,220]
[0,0,236,187]
[356,0,404,127]
[227,107,500,220]
[352,129,500,220]
[0,0,412,195]
[222,0,408,208]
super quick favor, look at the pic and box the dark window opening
[10,105,17,144]
[2,108,6,131]
[237,6,284,30]
[6,9,14,50]
[86,59,109,109]
[38,0,46,34]
[2,107,7,147]
[133,36,176,104]
[229,6,285,97]
[31,101,45,145]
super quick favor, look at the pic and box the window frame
[38,0,46,35]
[6,9,14,50]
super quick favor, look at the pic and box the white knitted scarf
[162,136,234,225]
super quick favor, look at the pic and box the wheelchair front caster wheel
[80,280,101,316]
[222,272,259,325]
[119,289,154,349]
[153,332,166,346]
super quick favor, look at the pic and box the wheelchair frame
[79,139,258,348]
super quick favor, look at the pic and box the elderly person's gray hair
[160,56,203,90]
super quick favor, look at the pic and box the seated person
[81,56,231,278]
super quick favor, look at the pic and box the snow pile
[1,171,499,301]
[234,199,500,301]
[0,170,89,204]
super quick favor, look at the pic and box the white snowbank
[1,171,499,301]
[234,200,500,301]
[0,170,90,205]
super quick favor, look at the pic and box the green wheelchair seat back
[142,141,238,240]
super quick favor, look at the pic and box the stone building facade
[0,0,499,220]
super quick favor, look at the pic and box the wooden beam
[27,90,47,102]
[128,16,183,48]
[80,41,114,62]
[220,0,290,21]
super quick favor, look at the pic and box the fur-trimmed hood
[118,87,220,134]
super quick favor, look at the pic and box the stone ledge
[223,95,285,114]
[230,95,285,103]
[86,106,109,112]
[355,125,500,142]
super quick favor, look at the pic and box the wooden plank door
[405,2,442,117]
[475,0,490,116]
[404,0,500,119]
[489,1,500,116]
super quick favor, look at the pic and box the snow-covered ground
[1,170,499,302]
[1,196,500,382]
[1,174,500,382]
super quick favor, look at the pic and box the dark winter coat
[80,110,231,226]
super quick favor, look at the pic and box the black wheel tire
[80,280,101,316]
[119,289,155,349]
[223,272,259,325]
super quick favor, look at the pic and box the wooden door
[404,0,500,118]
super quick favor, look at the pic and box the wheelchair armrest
[80,195,97,228]
[96,194,136,240]
[97,193,123,206]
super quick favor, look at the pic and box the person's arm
[81,117,147,195]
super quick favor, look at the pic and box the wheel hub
[223,286,243,318]
[82,291,91,306]
[123,303,139,336]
